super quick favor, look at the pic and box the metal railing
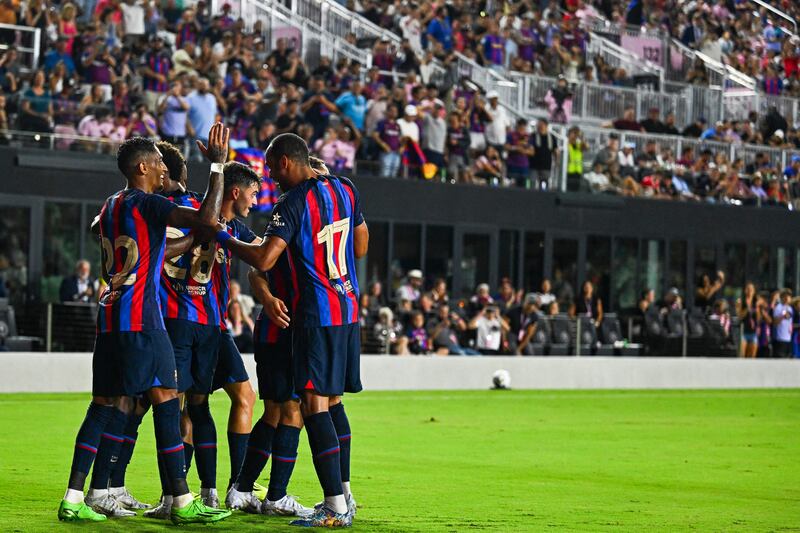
[667,39,756,91]
[0,23,41,72]
[289,0,402,47]
[587,32,664,84]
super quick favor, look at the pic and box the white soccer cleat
[201,488,220,509]
[225,486,262,513]
[109,486,152,510]
[262,494,314,518]
[84,493,136,517]
[347,494,357,518]
[143,497,172,520]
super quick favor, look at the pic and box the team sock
[236,418,275,492]
[304,411,346,513]
[187,400,217,489]
[227,431,249,489]
[89,408,128,490]
[153,399,189,497]
[109,410,144,489]
[267,424,301,501]
[329,403,352,497]
[67,403,114,491]
[183,442,194,475]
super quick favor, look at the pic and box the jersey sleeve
[232,218,258,244]
[139,192,178,227]
[264,190,303,244]
[339,177,365,226]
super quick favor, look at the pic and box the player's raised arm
[166,122,230,229]
[222,235,288,273]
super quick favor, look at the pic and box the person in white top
[483,91,510,149]
[120,0,146,40]
[397,104,420,144]
[399,8,423,54]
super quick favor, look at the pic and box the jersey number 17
[317,218,350,280]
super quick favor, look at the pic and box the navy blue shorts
[92,330,177,397]
[165,318,221,394]
[212,330,250,391]
[292,323,362,396]
[254,331,297,402]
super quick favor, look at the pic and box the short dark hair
[266,133,309,166]
[117,137,157,177]
[156,141,185,183]
[224,161,262,191]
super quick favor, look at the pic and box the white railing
[290,0,401,47]
[748,0,797,37]
[667,38,756,91]
[0,23,41,72]
[580,14,668,40]
[214,0,370,68]
[587,32,664,85]
[722,89,800,126]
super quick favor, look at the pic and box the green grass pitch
[1,389,798,532]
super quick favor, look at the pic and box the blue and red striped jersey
[159,190,221,326]
[97,189,177,333]
[265,175,364,328]
[253,250,298,344]
[214,217,258,330]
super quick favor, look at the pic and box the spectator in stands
[662,113,679,136]
[469,305,509,355]
[186,77,217,159]
[44,38,76,77]
[576,281,603,328]
[505,118,534,188]
[593,133,619,173]
[473,145,504,185]
[530,119,557,190]
[59,259,98,303]
[140,35,172,112]
[566,126,586,191]
[583,162,615,194]
[682,117,706,138]
[20,69,53,133]
[543,75,573,124]
[227,300,254,354]
[430,278,449,308]
[129,102,158,138]
[396,269,423,304]
[158,80,189,147]
[421,99,447,176]
[484,91,509,151]
[609,106,643,132]
[406,311,431,355]
[446,111,471,182]
[427,304,478,356]
[639,108,665,134]
[427,7,453,51]
[374,307,408,355]
[618,141,636,177]
[737,282,759,358]
[536,279,556,308]
[469,283,495,315]
[772,290,794,358]
[373,104,403,178]
[229,280,255,320]
[695,271,725,311]
[514,294,540,355]
[638,289,655,316]
[335,79,367,132]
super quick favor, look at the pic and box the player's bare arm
[166,122,230,229]
[222,234,288,274]
[247,267,290,328]
[164,233,197,260]
[354,221,369,258]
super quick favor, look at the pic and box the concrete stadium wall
[1,353,799,393]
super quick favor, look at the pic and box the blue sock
[267,424,301,501]
[153,399,188,497]
[109,411,143,488]
[329,403,351,484]
[90,408,128,490]
[187,400,217,489]
[304,412,343,497]
[227,432,249,488]
[236,418,275,492]
[183,442,194,476]
[68,403,114,491]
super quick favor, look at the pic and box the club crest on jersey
[270,212,285,227]
[332,280,354,295]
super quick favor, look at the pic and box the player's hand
[197,122,230,164]
[264,296,290,329]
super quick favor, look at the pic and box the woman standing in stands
[736,282,758,358]
[756,295,773,358]
[20,70,53,133]
[576,281,603,329]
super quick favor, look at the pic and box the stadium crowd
[0,0,797,200]
[357,267,800,358]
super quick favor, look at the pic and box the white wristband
[210,162,225,174]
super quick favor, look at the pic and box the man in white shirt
[397,104,420,144]
[469,306,510,355]
[399,7,423,54]
[483,91,510,149]
[120,0,146,44]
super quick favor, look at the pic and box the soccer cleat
[84,493,137,517]
[170,499,232,525]
[109,486,152,510]
[143,498,172,520]
[253,481,268,501]
[225,486,262,513]
[289,504,351,528]
[201,488,220,509]
[58,500,108,522]
[346,495,357,518]
[263,494,314,518]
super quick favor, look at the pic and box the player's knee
[234,383,256,413]
[115,395,135,415]
[186,397,213,424]
[280,400,303,428]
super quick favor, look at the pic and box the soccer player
[218,134,369,527]
[225,156,330,517]
[58,124,233,525]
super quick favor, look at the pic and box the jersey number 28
[316,218,350,280]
